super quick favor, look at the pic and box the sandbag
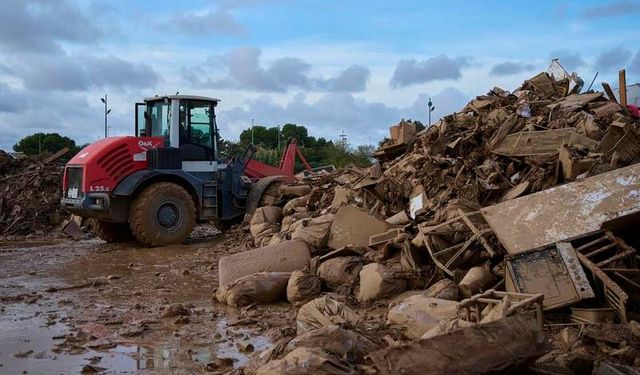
[250,222,278,238]
[283,195,309,216]
[357,263,407,302]
[387,296,459,339]
[290,214,334,250]
[250,206,283,226]
[287,267,322,306]
[287,325,378,362]
[215,272,291,307]
[218,240,311,286]
[251,222,279,247]
[279,184,312,197]
[458,264,495,297]
[423,279,458,301]
[256,347,354,375]
[296,296,361,334]
[317,256,362,289]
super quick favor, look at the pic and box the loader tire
[129,182,196,247]
[91,219,134,243]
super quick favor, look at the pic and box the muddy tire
[129,182,196,247]
[91,219,134,243]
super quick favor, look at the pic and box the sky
[1,0,640,151]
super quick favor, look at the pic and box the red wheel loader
[60,95,300,246]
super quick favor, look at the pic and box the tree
[13,133,79,156]
[281,123,310,146]
[239,125,279,149]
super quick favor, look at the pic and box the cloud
[582,0,640,18]
[183,47,370,93]
[318,65,370,92]
[7,54,160,92]
[213,0,287,7]
[0,0,101,53]
[594,46,633,72]
[167,9,248,37]
[630,51,640,72]
[0,84,28,113]
[389,55,471,88]
[12,54,88,91]
[489,62,536,76]
[549,50,586,70]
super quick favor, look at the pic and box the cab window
[146,101,170,144]
[179,100,214,161]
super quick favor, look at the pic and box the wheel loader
[60,95,287,246]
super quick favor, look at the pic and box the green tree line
[12,124,376,169]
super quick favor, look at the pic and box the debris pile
[215,63,640,374]
[0,149,68,237]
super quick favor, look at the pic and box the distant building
[628,83,640,106]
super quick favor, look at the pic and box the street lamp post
[251,118,255,144]
[428,97,436,127]
[100,94,112,138]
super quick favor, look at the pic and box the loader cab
[135,95,221,172]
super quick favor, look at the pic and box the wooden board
[491,129,597,157]
[480,163,640,254]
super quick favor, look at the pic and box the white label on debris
[409,194,423,219]
[67,187,78,199]
[133,152,146,161]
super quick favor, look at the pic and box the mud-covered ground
[0,226,295,374]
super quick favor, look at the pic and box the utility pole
[277,125,281,150]
[339,130,347,147]
[251,118,255,144]
[428,97,436,127]
[100,94,111,138]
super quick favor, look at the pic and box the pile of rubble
[0,149,69,237]
[214,63,640,374]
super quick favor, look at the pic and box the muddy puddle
[0,302,271,373]
[1,233,278,373]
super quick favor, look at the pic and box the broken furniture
[595,121,640,164]
[374,120,417,161]
[418,210,496,277]
[505,242,595,310]
[568,231,639,322]
[458,289,545,332]
[481,162,640,255]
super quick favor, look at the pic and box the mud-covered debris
[287,265,322,306]
[218,240,310,286]
[317,256,363,290]
[356,263,407,302]
[256,347,354,375]
[386,296,459,339]
[369,314,550,375]
[296,296,361,334]
[287,325,378,362]
[216,272,291,307]
[0,149,69,236]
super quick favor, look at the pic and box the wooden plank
[492,129,597,157]
[480,163,640,255]
[602,82,618,103]
[43,147,69,164]
[619,69,628,107]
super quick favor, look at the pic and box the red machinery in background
[245,138,313,183]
